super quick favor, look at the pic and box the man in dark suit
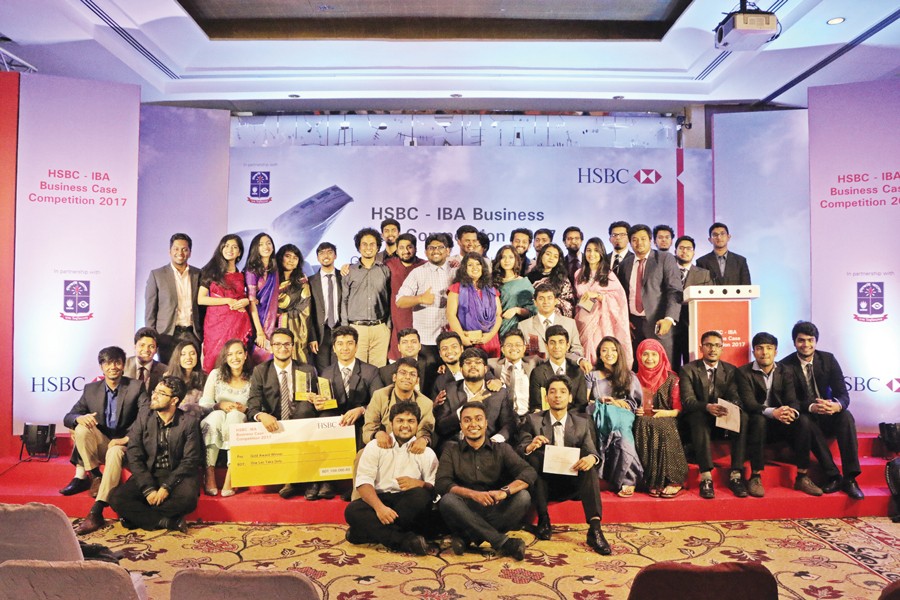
[737,332,824,497]
[124,327,168,393]
[246,327,322,500]
[528,325,588,414]
[433,347,517,454]
[616,224,682,366]
[489,329,537,420]
[680,331,749,499]
[308,242,342,373]
[63,346,147,534]
[695,222,752,286]
[379,328,433,393]
[518,283,589,370]
[144,233,203,364]
[517,375,610,554]
[109,376,202,533]
[780,321,862,499]
[672,235,714,370]
[607,221,632,276]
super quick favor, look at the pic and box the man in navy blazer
[616,224,683,366]
[144,233,203,364]
[308,242,343,373]
[695,222,751,286]
[780,321,862,499]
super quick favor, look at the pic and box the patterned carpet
[77,516,900,599]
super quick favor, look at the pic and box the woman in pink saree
[574,237,632,368]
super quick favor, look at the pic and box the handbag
[879,422,900,454]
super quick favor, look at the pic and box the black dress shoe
[727,477,749,498]
[699,479,715,499]
[279,483,300,499]
[586,523,611,556]
[345,527,365,545]
[449,535,470,555]
[842,478,864,500]
[400,534,429,556]
[59,477,92,496]
[317,482,336,499]
[303,483,319,501]
[535,518,552,541]
[163,517,189,534]
[74,513,105,535]
[499,537,526,561]
[822,477,842,494]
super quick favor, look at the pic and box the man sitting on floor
[345,401,438,555]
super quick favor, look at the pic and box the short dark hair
[316,241,337,254]
[510,228,533,243]
[389,400,421,422]
[134,327,159,345]
[545,324,570,344]
[476,230,491,253]
[674,235,695,250]
[700,330,723,344]
[653,224,674,239]
[97,346,126,365]
[501,328,525,345]
[395,356,419,372]
[563,226,583,239]
[424,233,448,249]
[752,332,778,348]
[271,327,295,342]
[791,321,820,342]
[460,346,488,366]
[546,374,572,394]
[397,328,420,342]
[709,222,730,236]
[160,375,187,404]
[533,282,558,297]
[332,325,359,343]
[380,218,401,232]
[354,228,382,251]
[396,232,417,247]
[170,233,192,250]
[437,330,462,347]
[456,225,478,239]
[608,221,630,235]
[628,223,652,240]
[534,228,554,241]
[459,400,486,418]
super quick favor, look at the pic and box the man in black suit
[680,331,749,499]
[433,347,516,454]
[695,222,752,286]
[144,233,203,364]
[109,376,202,533]
[737,332,823,497]
[607,221,632,276]
[616,224,682,366]
[672,235,714,370]
[379,328,432,393]
[780,321,863,499]
[528,325,588,414]
[63,346,148,534]
[309,242,342,373]
[124,327,168,393]
[517,376,610,554]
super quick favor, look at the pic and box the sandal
[618,486,635,498]
[660,485,683,499]
[220,488,235,497]
[648,488,661,498]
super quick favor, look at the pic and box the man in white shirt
[345,401,438,555]
[607,221,632,276]
[489,329,536,420]
[518,283,589,371]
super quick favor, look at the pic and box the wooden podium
[684,285,760,365]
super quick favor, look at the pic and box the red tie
[635,258,645,313]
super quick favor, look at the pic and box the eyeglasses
[426,245,446,252]
[271,342,293,348]
[151,390,172,398]
[610,233,628,239]
[503,343,525,349]
[702,343,723,349]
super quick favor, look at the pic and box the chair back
[627,560,777,600]
[0,502,83,562]
[171,568,319,599]
[0,559,141,600]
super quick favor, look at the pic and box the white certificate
[715,398,742,433]
[542,445,581,476]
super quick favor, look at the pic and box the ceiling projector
[715,11,778,51]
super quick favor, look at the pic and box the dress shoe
[89,476,102,498]
[345,527,365,545]
[747,476,765,498]
[74,513,105,535]
[303,483,319,501]
[794,476,823,497]
[449,536,471,556]
[499,537,526,561]
[727,477,749,498]
[842,478,864,500]
[535,518,552,541]
[317,482,336,499]
[279,483,300,499]
[60,477,92,496]
[699,479,715,499]
[586,523,611,556]
[164,517,189,534]
[341,489,353,502]
[821,477,843,494]
[400,534,429,556]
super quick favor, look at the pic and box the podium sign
[685,285,760,366]
[229,417,356,487]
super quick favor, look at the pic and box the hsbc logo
[844,375,900,393]
[634,169,662,184]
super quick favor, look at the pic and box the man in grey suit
[124,328,168,393]
[672,235,714,370]
[144,233,202,364]
[308,242,342,373]
[616,224,683,366]
[488,329,537,420]
[518,283,590,372]
[695,222,752,286]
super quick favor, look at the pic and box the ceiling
[0,0,898,115]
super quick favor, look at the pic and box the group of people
[56,221,861,560]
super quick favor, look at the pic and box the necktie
[553,421,564,447]
[556,365,565,376]
[681,267,688,284]
[279,369,292,420]
[717,254,726,278]
[635,258,645,313]
[707,368,717,403]
[804,363,819,398]
[138,366,148,387]
[325,274,336,328]
[504,363,514,387]
[342,367,352,397]
[543,318,551,331]
[612,254,621,274]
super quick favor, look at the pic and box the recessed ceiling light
[450,93,462,98]
[826,17,845,25]
[613,95,625,100]
[288,94,300,98]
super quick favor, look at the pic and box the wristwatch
[500,485,511,498]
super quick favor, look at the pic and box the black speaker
[19,423,57,461]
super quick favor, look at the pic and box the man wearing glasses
[607,221,632,275]
[696,222,752,286]
[489,329,537,421]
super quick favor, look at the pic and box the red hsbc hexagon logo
[887,378,900,393]
[634,169,662,184]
